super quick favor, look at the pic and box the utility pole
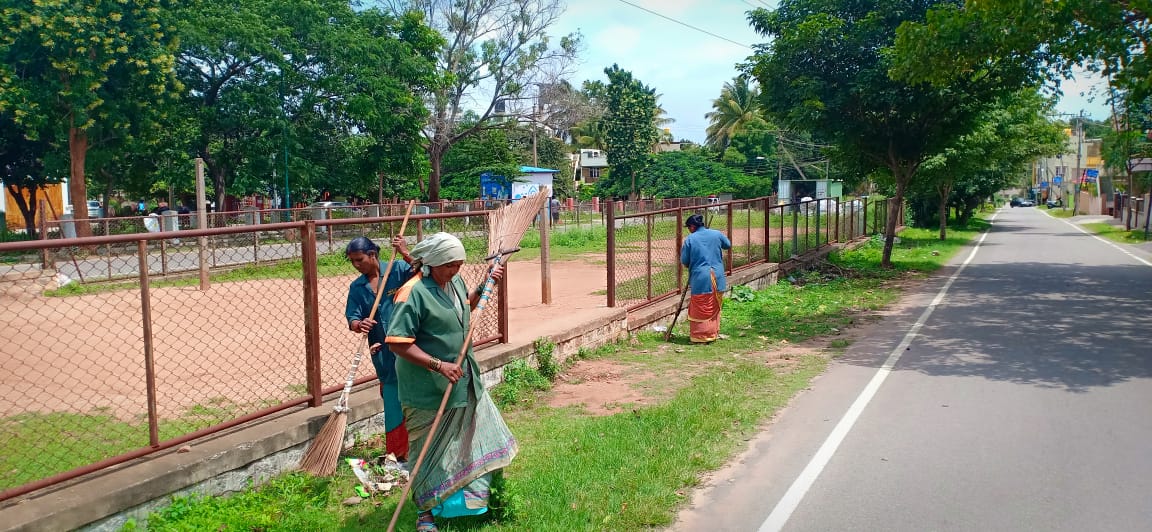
[1073,111,1084,215]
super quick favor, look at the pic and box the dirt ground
[0,257,608,421]
[543,308,891,416]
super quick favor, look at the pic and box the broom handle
[664,276,691,341]
[386,254,507,532]
[336,200,416,411]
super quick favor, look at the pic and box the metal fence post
[726,204,734,273]
[834,198,841,243]
[606,204,616,308]
[763,197,771,263]
[791,203,800,257]
[38,199,53,268]
[301,221,323,407]
[815,199,822,248]
[104,219,113,281]
[196,158,210,290]
[675,209,683,289]
[137,240,160,447]
[645,214,653,299]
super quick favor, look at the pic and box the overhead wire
[613,0,753,50]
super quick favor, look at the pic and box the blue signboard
[1040,181,1049,188]
[480,173,510,200]
[1053,175,1063,185]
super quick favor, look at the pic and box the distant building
[576,149,608,185]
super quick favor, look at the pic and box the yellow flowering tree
[0,0,180,234]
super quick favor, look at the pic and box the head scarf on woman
[409,232,466,275]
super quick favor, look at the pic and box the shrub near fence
[0,211,507,502]
[606,196,894,309]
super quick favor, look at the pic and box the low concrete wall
[0,239,868,532]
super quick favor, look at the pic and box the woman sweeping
[345,236,415,460]
[385,232,517,532]
[680,214,732,343]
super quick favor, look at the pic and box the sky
[548,0,1112,145]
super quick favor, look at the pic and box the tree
[635,150,772,199]
[907,90,1065,237]
[0,0,182,234]
[705,76,767,153]
[377,0,578,201]
[598,64,659,199]
[748,0,998,267]
[0,113,55,238]
[176,0,438,208]
[893,1,1152,106]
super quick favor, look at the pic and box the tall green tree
[748,0,999,267]
[893,1,1152,105]
[0,0,181,233]
[705,76,767,153]
[1,113,55,237]
[598,64,659,199]
[378,0,578,201]
[635,150,772,199]
[176,0,438,208]
[908,90,1065,237]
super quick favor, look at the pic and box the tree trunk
[68,126,92,237]
[937,181,952,241]
[881,176,908,269]
[427,146,442,202]
[212,165,227,216]
[7,184,38,239]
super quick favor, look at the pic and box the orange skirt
[687,273,722,343]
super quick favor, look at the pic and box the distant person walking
[344,236,415,460]
[680,214,731,343]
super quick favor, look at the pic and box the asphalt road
[673,207,1152,532]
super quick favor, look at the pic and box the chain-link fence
[0,210,505,501]
[607,196,896,310]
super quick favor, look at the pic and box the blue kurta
[345,259,414,432]
[680,227,732,295]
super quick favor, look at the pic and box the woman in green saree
[385,232,517,532]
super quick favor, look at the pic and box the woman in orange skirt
[680,214,732,343]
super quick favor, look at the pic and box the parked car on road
[1046,199,1063,209]
[1010,197,1035,207]
[86,200,104,219]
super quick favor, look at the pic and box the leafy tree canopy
[748,0,1000,266]
[634,150,773,200]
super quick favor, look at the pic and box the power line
[614,0,753,50]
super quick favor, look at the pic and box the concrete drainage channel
[0,241,857,532]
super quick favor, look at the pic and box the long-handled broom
[386,190,550,531]
[299,200,415,476]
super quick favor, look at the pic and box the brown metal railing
[0,210,506,502]
[606,196,893,310]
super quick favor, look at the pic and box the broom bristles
[299,411,348,476]
[488,188,551,254]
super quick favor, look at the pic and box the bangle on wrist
[427,357,442,371]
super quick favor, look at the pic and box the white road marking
[1041,211,1152,268]
[758,211,1001,532]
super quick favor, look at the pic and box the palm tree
[653,95,675,143]
[570,118,608,150]
[705,76,767,152]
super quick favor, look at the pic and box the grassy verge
[1081,222,1152,244]
[127,218,986,531]
[0,396,278,492]
[1045,207,1077,218]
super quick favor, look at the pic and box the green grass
[128,218,984,532]
[0,407,240,492]
[1045,207,1077,218]
[1081,222,1152,244]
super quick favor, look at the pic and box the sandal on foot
[416,515,438,532]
